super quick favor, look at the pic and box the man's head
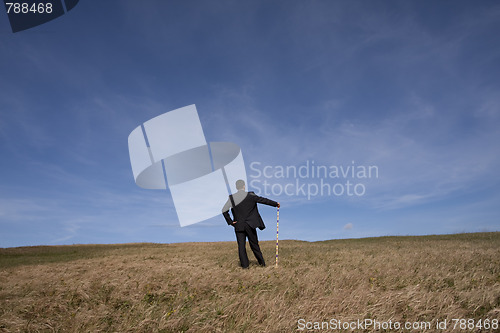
[236,179,245,191]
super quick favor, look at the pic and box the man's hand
[277,203,280,208]
[232,221,237,224]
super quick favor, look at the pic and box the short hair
[236,179,245,190]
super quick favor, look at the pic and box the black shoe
[259,263,266,267]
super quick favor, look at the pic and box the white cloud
[202,84,500,211]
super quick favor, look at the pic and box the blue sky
[1,1,499,247]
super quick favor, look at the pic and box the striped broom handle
[275,206,280,267]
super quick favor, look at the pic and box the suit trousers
[235,222,265,268]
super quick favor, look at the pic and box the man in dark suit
[222,180,280,268]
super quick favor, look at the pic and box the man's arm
[222,199,235,225]
[222,211,235,225]
[249,192,280,207]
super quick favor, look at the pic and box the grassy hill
[1,233,499,332]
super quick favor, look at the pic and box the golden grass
[0,232,499,332]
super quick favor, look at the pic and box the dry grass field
[0,232,499,332]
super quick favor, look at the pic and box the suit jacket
[222,191,278,231]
